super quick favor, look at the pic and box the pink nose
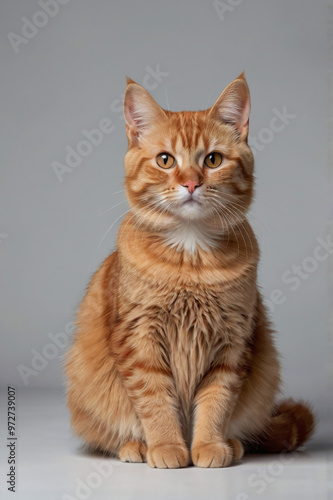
[182,181,201,195]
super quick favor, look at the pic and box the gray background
[0,0,330,415]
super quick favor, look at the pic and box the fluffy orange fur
[65,73,315,468]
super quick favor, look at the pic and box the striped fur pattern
[65,74,314,468]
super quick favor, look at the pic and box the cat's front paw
[147,443,190,469]
[191,441,233,468]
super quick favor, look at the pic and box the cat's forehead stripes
[167,111,212,155]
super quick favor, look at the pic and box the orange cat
[65,73,314,468]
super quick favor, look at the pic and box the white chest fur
[163,221,222,254]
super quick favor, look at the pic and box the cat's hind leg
[227,438,244,461]
[119,441,147,463]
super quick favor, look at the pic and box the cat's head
[123,73,254,236]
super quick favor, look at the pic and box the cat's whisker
[222,201,255,252]
[97,199,128,217]
[245,198,272,236]
[112,189,126,195]
[208,201,240,255]
[211,198,251,257]
[210,197,249,256]
[138,200,174,250]
[208,193,248,223]
[217,200,249,226]
[207,190,247,212]
[210,204,227,235]
[126,199,168,250]
[133,199,168,228]
[136,203,164,249]
[150,207,170,232]
[218,211,230,246]
[211,195,251,226]
[120,203,156,254]
[222,198,259,229]
[164,88,170,111]
[211,206,231,246]
[98,204,140,248]
[120,201,158,242]
[228,204,258,243]
[223,204,251,257]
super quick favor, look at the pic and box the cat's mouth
[182,197,201,206]
[183,199,198,204]
[177,196,206,221]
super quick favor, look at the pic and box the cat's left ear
[209,72,250,141]
[123,78,167,144]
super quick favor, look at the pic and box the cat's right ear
[123,79,167,145]
[209,73,251,141]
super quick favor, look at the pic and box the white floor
[0,389,332,500]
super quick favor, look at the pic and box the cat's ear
[209,72,250,141]
[123,78,167,144]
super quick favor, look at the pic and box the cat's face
[123,74,254,235]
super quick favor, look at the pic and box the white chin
[178,202,205,220]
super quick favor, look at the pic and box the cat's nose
[181,181,202,195]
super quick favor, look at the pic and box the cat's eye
[156,153,176,169]
[204,152,223,169]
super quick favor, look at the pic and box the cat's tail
[253,398,316,453]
